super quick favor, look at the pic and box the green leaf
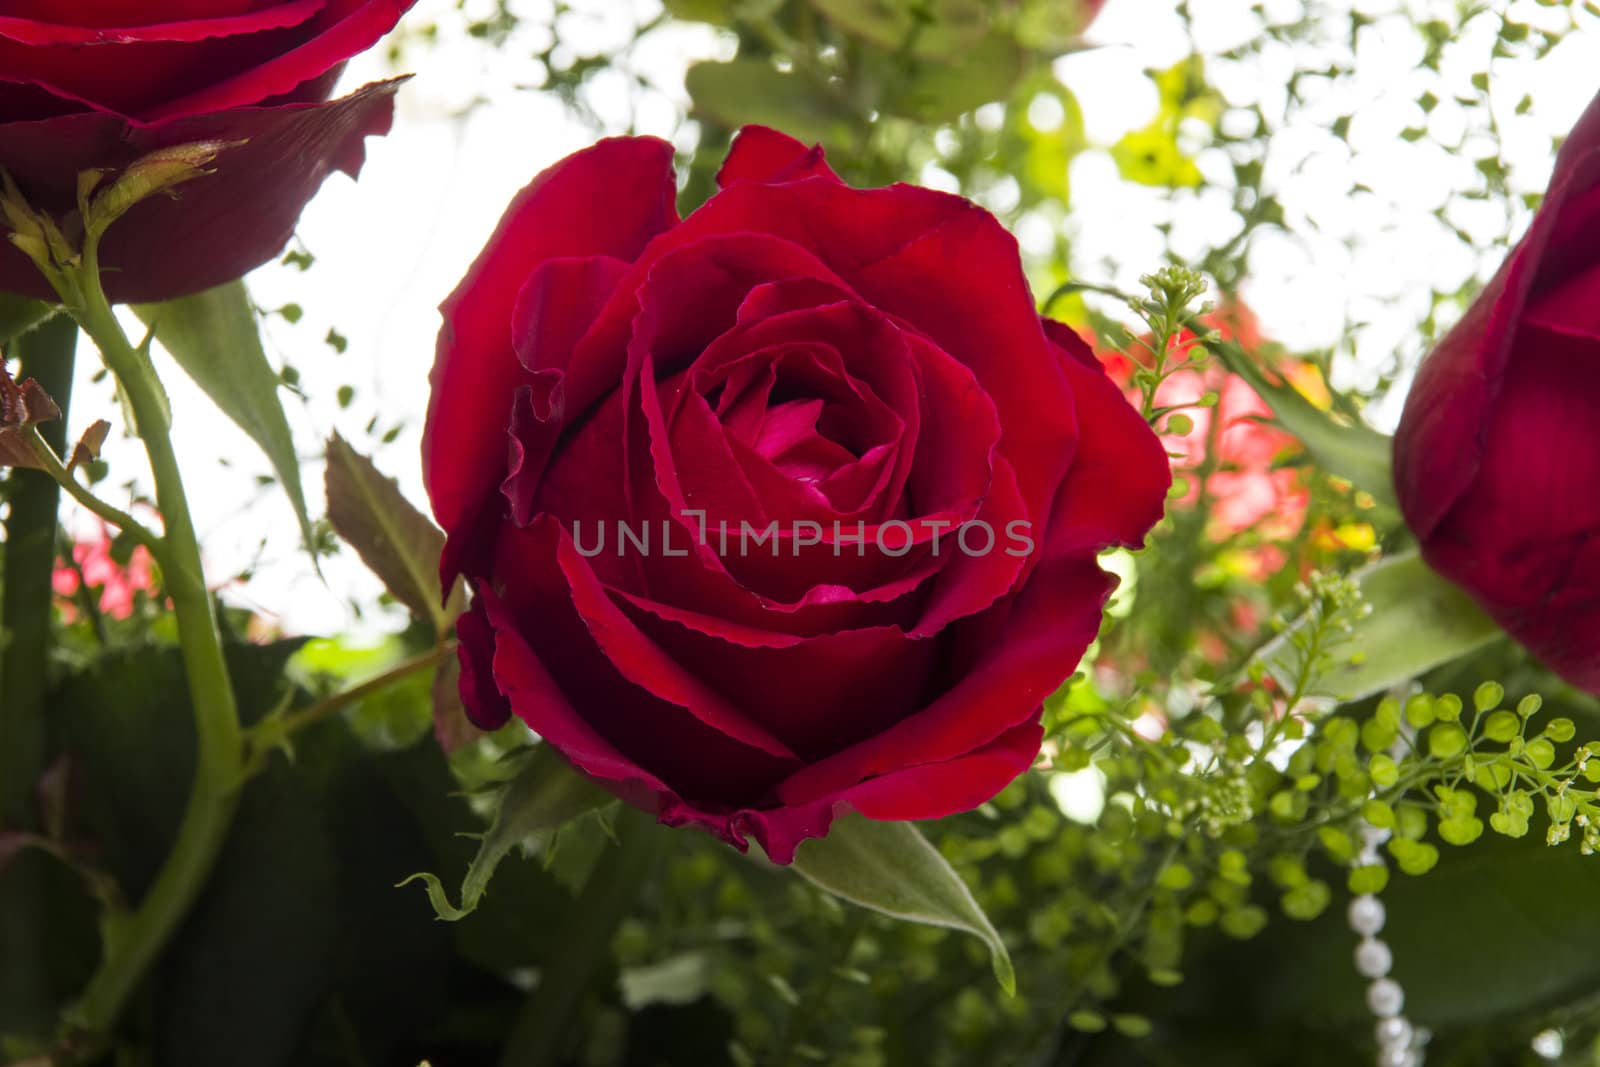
[53,640,306,897]
[1254,551,1502,704]
[132,281,314,553]
[1108,59,1220,189]
[1015,0,1099,50]
[1212,337,1397,508]
[1240,830,1600,1030]
[401,742,613,920]
[661,0,736,22]
[792,813,1015,994]
[1111,122,1204,188]
[0,293,55,346]
[151,764,339,1067]
[685,60,858,148]
[619,952,712,1010]
[878,32,1025,121]
[324,432,461,635]
[809,0,988,59]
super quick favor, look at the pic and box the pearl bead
[1367,977,1405,1018]
[1376,1016,1413,1048]
[1531,1029,1564,1058]
[1377,1048,1416,1067]
[1355,937,1393,978]
[1348,894,1386,936]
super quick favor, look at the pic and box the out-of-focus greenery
[8,1,1600,1066]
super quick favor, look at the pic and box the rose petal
[1041,319,1173,554]
[606,174,1079,540]
[774,555,1115,806]
[424,136,677,580]
[910,455,1030,637]
[1394,148,1600,540]
[844,717,1042,821]
[1,1,274,28]
[0,0,407,122]
[483,584,677,814]
[146,0,414,120]
[616,590,936,760]
[500,255,630,524]
[485,521,803,806]
[1421,323,1600,626]
[732,717,1044,864]
[0,80,403,303]
[716,124,841,188]
[0,0,325,46]
[455,596,511,730]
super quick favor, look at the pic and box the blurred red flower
[1092,301,1308,553]
[53,525,155,620]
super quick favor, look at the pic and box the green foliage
[793,814,1015,994]
[8,1,1600,1065]
[1256,552,1503,704]
[132,282,315,556]
[403,741,615,921]
[1109,59,1219,189]
[323,432,463,634]
[0,294,54,345]
[1212,333,1399,509]
[685,60,860,149]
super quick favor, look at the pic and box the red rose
[1394,88,1600,692]
[424,127,1169,862]
[0,0,415,303]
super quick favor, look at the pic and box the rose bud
[0,0,416,303]
[1393,88,1600,692]
[425,126,1170,862]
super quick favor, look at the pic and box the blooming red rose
[1394,87,1600,692]
[424,126,1169,862]
[0,0,415,303]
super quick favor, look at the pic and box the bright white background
[53,0,1600,637]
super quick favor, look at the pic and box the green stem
[244,643,453,775]
[1,312,76,830]
[23,426,165,565]
[55,254,243,1058]
[0,313,76,1048]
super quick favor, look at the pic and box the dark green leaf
[810,0,987,59]
[1014,0,1100,50]
[685,60,858,148]
[152,764,339,1067]
[0,293,55,347]
[662,0,736,22]
[1220,829,1600,1030]
[792,813,1015,993]
[324,432,461,634]
[132,282,314,553]
[54,640,305,897]
[879,32,1025,121]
